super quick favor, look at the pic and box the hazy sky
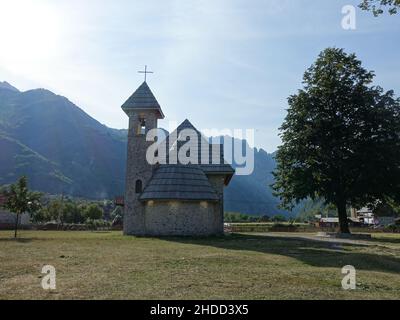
[0,0,399,152]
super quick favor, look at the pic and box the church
[121,80,235,236]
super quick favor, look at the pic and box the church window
[135,180,143,193]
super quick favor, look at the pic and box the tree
[31,206,51,223]
[359,0,400,16]
[259,215,271,223]
[63,201,84,224]
[374,199,400,217]
[47,199,66,227]
[387,199,400,216]
[84,204,103,221]
[273,48,400,234]
[1,176,42,238]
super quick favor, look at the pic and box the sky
[0,0,399,152]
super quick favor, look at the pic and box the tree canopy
[32,199,105,225]
[84,204,104,220]
[1,176,42,238]
[273,48,400,233]
[359,0,400,16]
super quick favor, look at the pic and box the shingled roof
[165,119,235,179]
[121,81,164,118]
[139,165,219,201]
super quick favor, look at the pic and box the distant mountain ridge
[0,83,126,198]
[0,82,294,216]
[0,81,19,92]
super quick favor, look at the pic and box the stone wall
[206,174,225,230]
[144,201,222,236]
[124,111,158,235]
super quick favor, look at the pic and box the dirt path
[251,232,400,249]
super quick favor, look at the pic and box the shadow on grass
[162,234,400,274]
[369,236,400,244]
[0,237,32,243]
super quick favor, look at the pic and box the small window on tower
[135,180,143,194]
[137,118,146,135]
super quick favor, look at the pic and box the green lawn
[0,231,400,300]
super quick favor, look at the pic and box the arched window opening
[137,118,146,135]
[135,180,143,194]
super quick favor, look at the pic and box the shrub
[385,224,400,233]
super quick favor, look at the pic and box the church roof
[176,119,200,132]
[140,119,235,202]
[165,119,235,179]
[139,165,219,201]
[121,81,164,119]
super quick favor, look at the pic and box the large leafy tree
[273,48,400,234]
[1,176,42,238]
[359,0,400,16]
[84,204,103,221]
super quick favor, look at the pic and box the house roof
[121,81,165,119]
[139,165,219,201]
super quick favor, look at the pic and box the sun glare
[0,0,62,70]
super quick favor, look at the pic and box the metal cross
[138,65,153,82]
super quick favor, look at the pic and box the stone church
[121,81,234,236]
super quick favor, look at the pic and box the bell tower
[121,81,164,235]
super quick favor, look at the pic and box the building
[315,215,362,228]
[122,81,235,236]
[317,217,340,228]
[351,207,375,225]
[351,207,397,227]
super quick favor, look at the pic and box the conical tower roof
[121,82,164,118]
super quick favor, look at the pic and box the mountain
[224,147,291,216]
[0,82,295,216]
[0,84,126,198]
[0,81,19,92]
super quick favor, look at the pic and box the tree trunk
[337,200,350,234]
[14,212,20,238]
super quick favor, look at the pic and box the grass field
[1,231,400,300]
